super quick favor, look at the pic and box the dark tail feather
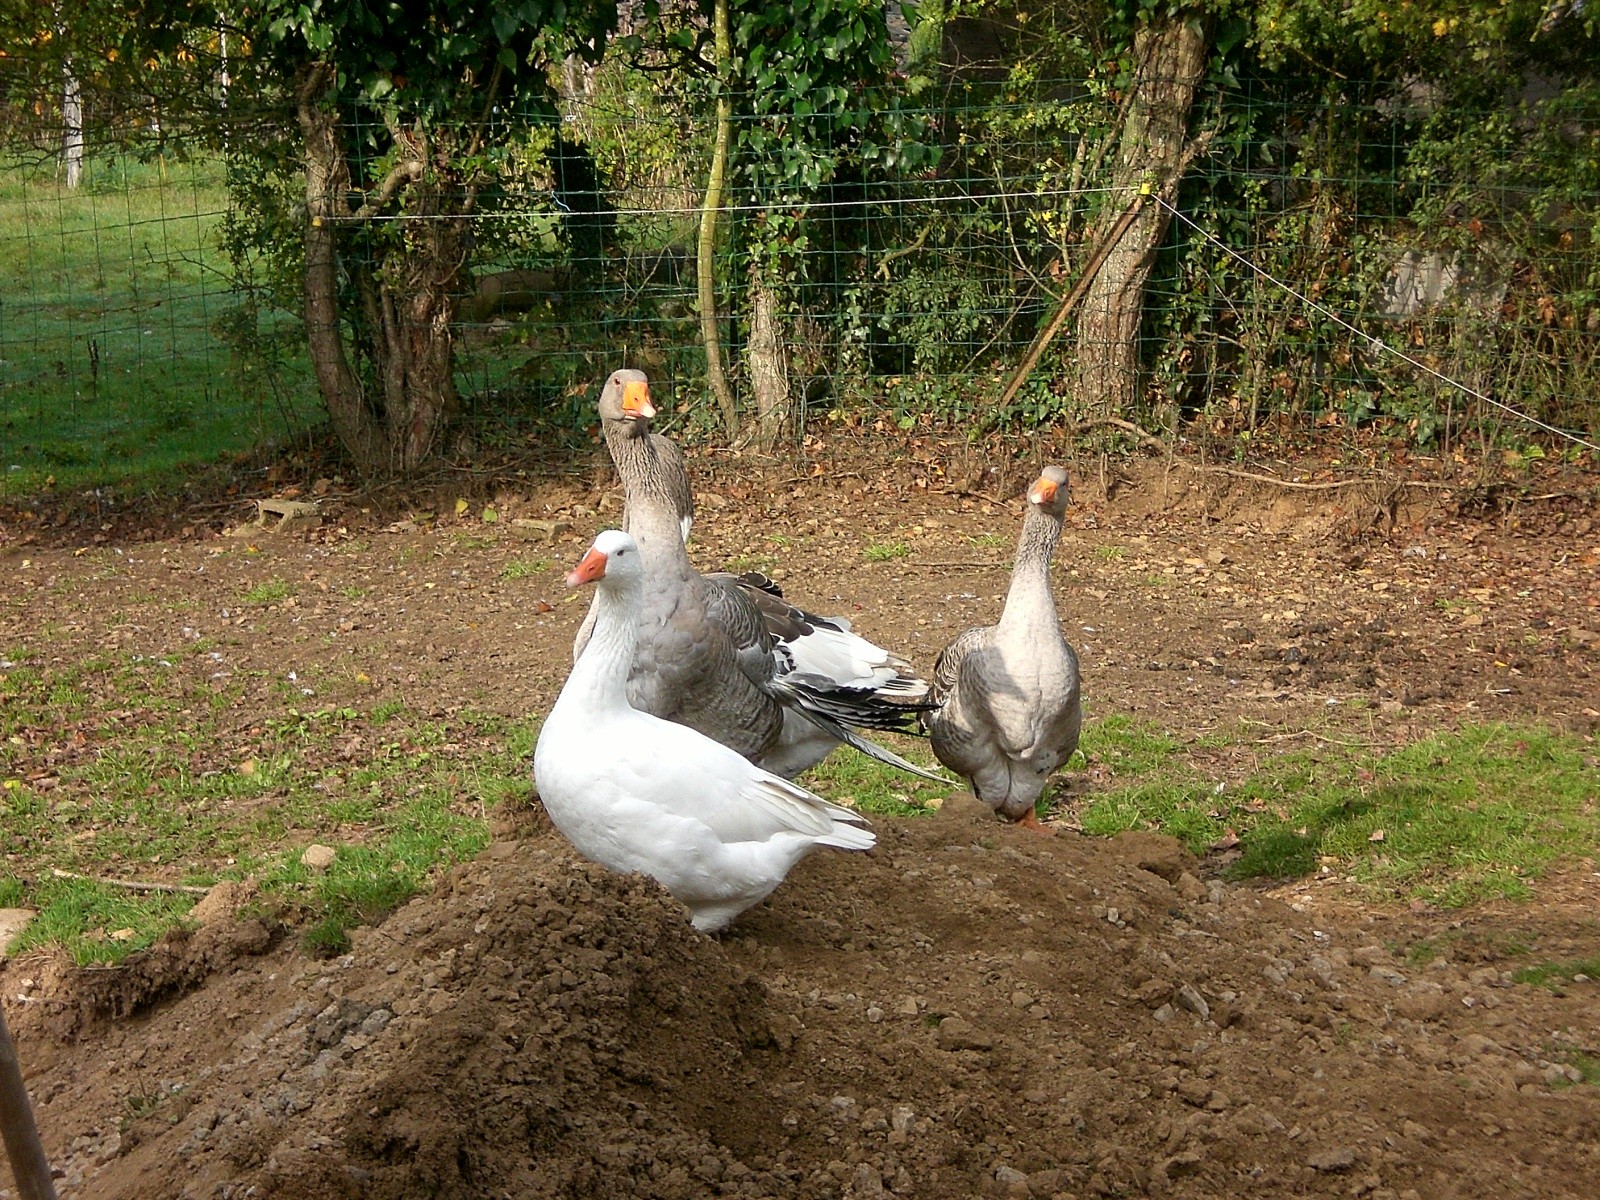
[775,697,948,783]
[833,723,950,783]
[777,674,935,734]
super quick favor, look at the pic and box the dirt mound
[15,809,1600,1200]
[72,841,779,1200]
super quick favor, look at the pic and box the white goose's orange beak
[566,547,608,587]
[620,378,655,421]
[1027,476,1059,506]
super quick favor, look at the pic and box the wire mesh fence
[0,73,1595,493]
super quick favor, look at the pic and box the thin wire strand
[353,183,1123,222]
[1153,194,1600,454]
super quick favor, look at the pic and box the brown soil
[2,449,1598,1199]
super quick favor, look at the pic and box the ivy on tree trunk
[296,66,464,476]
[1071,14,1209,416]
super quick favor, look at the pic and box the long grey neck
[998,505,1062,635]
[561,577,640,711]
[609,431,691,567]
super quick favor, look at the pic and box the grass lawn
[0,644,521,963]
[2,624,1594,966]
[0,155,316,497]
[804,713,1599,910]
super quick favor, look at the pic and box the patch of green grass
[341,585,368,599]
[0,649,533,962]
[1094,544,1126,560]
[1562,1053,1600,1087]
[1077,715,1183,775]
[8,876,199,966]
[1079,722,1599,907]
[725,553,778,574]
[242,580,293,605]
[864,540,911,563]
[371,699,406,724]
[965,532,1006,549]
[0,156,314,497]
[799,734,950,817]
[501,557,550,580]
[1514,957,1600,989]
[454,533,498,550]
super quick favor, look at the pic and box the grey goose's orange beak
[566,547,608,587]
[1027,476,1059,506]
[620,378,655,421]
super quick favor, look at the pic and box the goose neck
[998,507,1061,633]
[610,431,690,551]
[559,577,640,713]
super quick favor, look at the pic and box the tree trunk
[294,66,460,476]
[61,62,82,189]
[370,176,464,467]
[747,264,790,450]
[1071,16,1207,415]
[698,0,738,438]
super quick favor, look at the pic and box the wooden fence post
[0,1004,56,1200]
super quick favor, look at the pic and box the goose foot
[1015,809,1053,835]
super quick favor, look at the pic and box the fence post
[0,1004,57,1200]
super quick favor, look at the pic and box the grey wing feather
[703,574,779,688]
[929,625,993,706]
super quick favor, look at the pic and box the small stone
[1459,1033,1506,1059]
[1400,1120,1431,1142]
[866,1006,884,1023]
[1175,983,1210,1021]
[1308,1146,1356,1173]
[1351,945,1391,966]
[936,1017,993,1051]
[829,1096,859,1123]
[1163,1149,1203,1178]
[1176,872,1205,902]
[1028,1168,1065,1194]
[1009,991,1033,1009]
[1466,966,1500,987]
[993,1164,1032,1196]
[301,844,337,871]
[851,1163,885,1198]
[1153,1003,1176,1023]
[0,909,38,954]
[1369,965,1407,986]
[890,1106,916,1135]
[895,996,920,1016]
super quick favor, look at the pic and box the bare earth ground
[1,446,1598,1199]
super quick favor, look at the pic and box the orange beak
[620,379,655,421]
[1027,477,1059,506]
[565,547,608,587]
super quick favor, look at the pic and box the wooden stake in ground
[0,1004,57,1200]
[996,191,1148,411]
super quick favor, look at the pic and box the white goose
[536,530,875,932]
[923,466,1082,830]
